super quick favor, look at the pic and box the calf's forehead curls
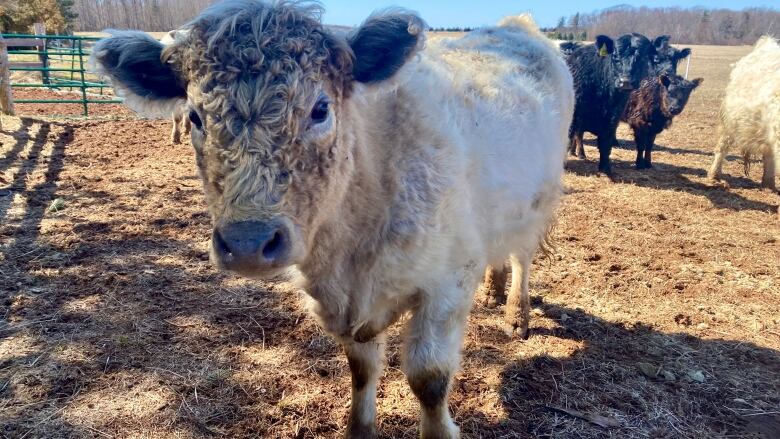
[172,1,353,141]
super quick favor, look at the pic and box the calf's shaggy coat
[622,74,702,169]
[708,36,780,200]
[91,1,574,437]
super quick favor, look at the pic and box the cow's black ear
[653,35,671,50]
[595,35,614,57]
[676,48,692,60]
[691,78,703,88]
[92,30,186,104]
[348,10,426,83]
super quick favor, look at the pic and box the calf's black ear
[676,48,692,60]
[92,30,186,106]
[691,78,703,88]
[659,74,671,88]
[595,35,614,57]
[348,10,426,84]
[653,35,671,50]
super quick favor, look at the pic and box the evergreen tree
[56,0,78,32]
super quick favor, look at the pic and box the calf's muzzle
[212,219,292,274]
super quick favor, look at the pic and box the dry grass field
[1,42,778,438]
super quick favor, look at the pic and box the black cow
[652,35,691,75]
[566,34,656,176]
[622,73,702,169]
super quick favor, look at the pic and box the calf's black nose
[212,220,289,272]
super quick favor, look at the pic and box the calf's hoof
[483,294,500,309]
[502,322,530,340]
[598,165,613,178]
[345,422,377,439]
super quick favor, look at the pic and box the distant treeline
[72,0,215,32]
[543,6,779,45]
[2,2,778,47]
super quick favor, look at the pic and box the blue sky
[320,1,778,28]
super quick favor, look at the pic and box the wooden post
[0,34,15,129]
[33,23,49,85]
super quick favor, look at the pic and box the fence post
[77,38,89,116]
[33,23,50,85]
[0,34,15,124]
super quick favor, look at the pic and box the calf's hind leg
[170,113,182,144]
[482,264,508,308]
[708,131,731,182]
[761,147,776,191]
[344,336,385,438]
[503,253,531,339]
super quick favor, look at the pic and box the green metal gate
[1,33,123,116]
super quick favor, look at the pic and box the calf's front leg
[344,336,385,438]
[404,294,470,439]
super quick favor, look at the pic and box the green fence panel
[2,33,122,116]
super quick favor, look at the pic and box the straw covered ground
[0,43,778,438]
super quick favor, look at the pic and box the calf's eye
[189,110,203,130]
[311,97,329,124]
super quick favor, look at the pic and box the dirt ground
[1,43,779,439]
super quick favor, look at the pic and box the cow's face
[661,74,702,116]
[597,34,655,91]
[93,1,424,278]
[652,36,691,75]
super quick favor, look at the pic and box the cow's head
[660,73,702,116]
[92,0,425,278]
[652,35,691,75]
[596,33,656,91]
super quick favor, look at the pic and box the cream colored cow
[92,1,574,436]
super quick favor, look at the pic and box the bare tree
[579,6,779,45]
[73,0,217,32]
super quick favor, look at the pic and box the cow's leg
[597,134,613,176]
[645,133,657,169]
[171,113,182,144]
[708,133,730,181]
[633,129,645,169]
[344,336,385,438]
[574,131,586,159]
[404,295,469,439]
[482,264,508,308]
[182,112,192,137]
[503,253,531,339]
[761,147,776,191]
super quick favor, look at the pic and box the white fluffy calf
[92,2,574,436]
[709,36,780,199]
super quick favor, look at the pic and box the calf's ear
[659,74,671,88]
[676,48,692,60]
[595,35,614,57]
[91,30,186,115]
[691,78,703,88]
[653,35,671,50]
[348,10,426,84]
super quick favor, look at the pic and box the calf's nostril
[213,229,232,258]
[262,230,285,260]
